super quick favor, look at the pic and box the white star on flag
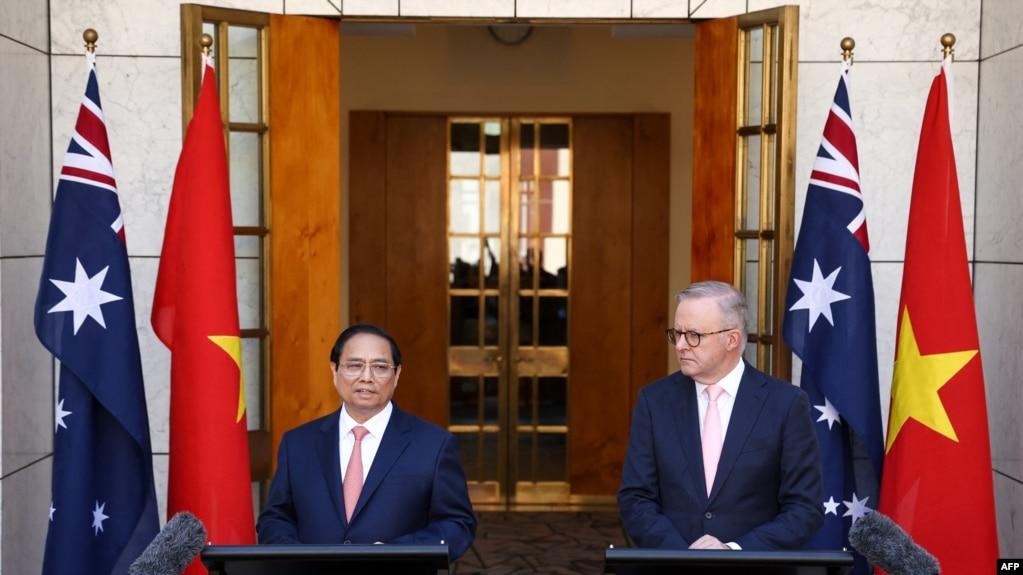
[55,398,71,433]
[843,492,871,524]
[49,501,56,522]
[47,258,122,335]
[92,500,109,535]
[814,397,842,430]
[823,496,841,516]
[789,259,851,332]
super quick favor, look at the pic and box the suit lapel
[316,409,347,526]
[668,373,709,503]
[351,405,412,521]
[708,363,767,502]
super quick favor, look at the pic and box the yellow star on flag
[208,335,246,423]
[886,307,977,452]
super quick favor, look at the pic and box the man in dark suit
[618,281,823,550]
[257,324,477,559]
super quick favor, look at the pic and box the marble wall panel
[516,0,629,19]
[975,47,1023,263]
[401,0,512,17]
[50,55,181,258]
[0,0,49,52]
[993,459,1022,556]
[0,38,51,258]
[128,257,170,454]
[284,0,343,16]
[981,0,1023,60]
[1,458,50,575]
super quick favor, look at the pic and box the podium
[201,544,449,575]
[603,548,854,575]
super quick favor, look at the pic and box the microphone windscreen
[848,511,940,575]
[129,511,208,575]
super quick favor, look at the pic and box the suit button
[344,540,352,544]
[705,512,713,519]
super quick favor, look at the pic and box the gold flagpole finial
[83,28,98,53]
[941,33,956,58]
[200,33,214,56]
[840,37,855,63]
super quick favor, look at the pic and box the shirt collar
[339,401,393,439]
[695,359,745,398]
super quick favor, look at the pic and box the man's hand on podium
[689,534,730,550]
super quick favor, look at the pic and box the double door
[446,118,573,505]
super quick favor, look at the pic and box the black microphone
[848,511,940,575]
[129,511,208,575]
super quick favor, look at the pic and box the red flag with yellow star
[152,54,254,570]
[878,56,997,573]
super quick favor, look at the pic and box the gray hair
[676,281,748,347]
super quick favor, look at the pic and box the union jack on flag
[35,51,159,575]
[782,61,884,574]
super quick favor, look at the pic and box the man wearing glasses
[618,281,823,550]
[257,324,477,559]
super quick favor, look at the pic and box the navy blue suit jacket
[618,363,824,550]
[257,404,477,559]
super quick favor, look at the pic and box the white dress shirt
[693,359,745,550]
[339,401,393,482]
[694,359,745,442]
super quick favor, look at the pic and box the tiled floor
[453,511,628,575]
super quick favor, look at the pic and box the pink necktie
[702,384,725,496]
[343,426,369,522]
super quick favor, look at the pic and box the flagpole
[840,36,855,64]
[941,32,956,60]
[83,28,97,53]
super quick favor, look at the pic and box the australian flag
[35,51,159,574]
[781,61,884,573]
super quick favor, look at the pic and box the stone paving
[452,511,628,575]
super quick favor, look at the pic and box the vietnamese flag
[152,53,254,568]
[878,56,997,573]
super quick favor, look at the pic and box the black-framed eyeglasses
[338,361,397,379]
[665,327,735,348]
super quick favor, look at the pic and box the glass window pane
[745,135,761,229]
[764,132,776,228]
[450,296,480,345]
[518,377,533,425]
[449,179,480,233]
[228,56,259,123]
[517,433,534,481]
[520,123,535,177]
[538,377,566,425]
[237,257,260,329]
[770,24,780,124]
[519,238,534,290]
[483,237,500,289]
[761,341,773,373]
[764,239,775,335]
[536,434,566,481]
[745,239,759,334]
[483,377,499,424]
[454,433,478,480]
[484,180,500,234]
[540,124,570,177]
[449,237,480,289]
[519,180,535,234]
[746,27,764,125]
[519,295,534,346]
[484,296,499,346]
[481,433,498,481]
[552,180,570,234]
[235,235,260,258]
[229,132,261,227]
[484,121,501,177]
[743,343,758,367]
[242,337,261,430]
[450,123,480,176]
[228,25,258,58]
[538,296,567,346]
[540,237,568,290]
[450,376,479,425]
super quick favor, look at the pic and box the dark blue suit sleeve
[257,434,301,544]
[389,433,477,559]
[734,390,824,550]
[618,391,690,549]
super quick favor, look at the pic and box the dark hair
[329,324,403,367]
